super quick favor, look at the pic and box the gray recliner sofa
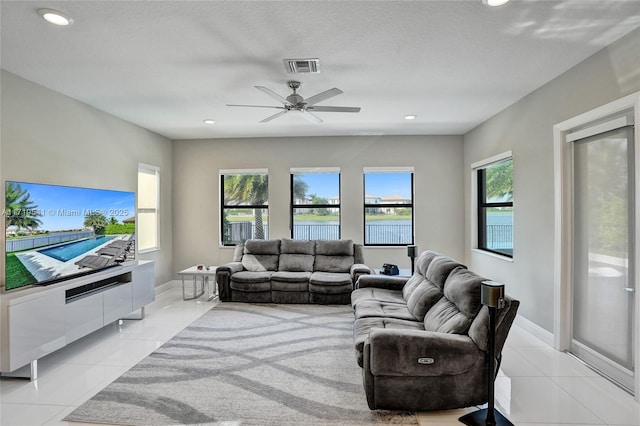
[352,250,519,411]
[216,238,371,304]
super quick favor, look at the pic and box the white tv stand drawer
[0,260,154,379]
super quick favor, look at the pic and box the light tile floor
[1,282,639,426]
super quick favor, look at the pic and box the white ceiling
[2,0,639,140]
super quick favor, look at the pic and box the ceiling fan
[227,80,361,123]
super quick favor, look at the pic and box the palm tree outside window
[221,170,268,245]
[476,156,513,257]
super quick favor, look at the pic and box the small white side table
[177,266,218,301]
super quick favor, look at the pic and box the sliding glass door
[571,125,635,392]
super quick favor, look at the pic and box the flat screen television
[4,181,136,291]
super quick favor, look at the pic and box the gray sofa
[352,250,519,411]
[216,238,371,304]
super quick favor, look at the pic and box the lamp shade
[407,245,418,258]
[481,281,505,308]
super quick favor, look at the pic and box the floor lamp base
[459,408,514,426]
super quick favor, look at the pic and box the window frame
[220,169,269,246]
[363,167,415,247]
[473,152,513,258]
[137,163,160,253]
[290,168,341,240]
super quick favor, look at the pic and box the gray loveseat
[216,238,371,304]
[352,250,519,411]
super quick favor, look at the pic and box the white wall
[0,70,174,287]
[172,135,464,273]
[463,27,640,332]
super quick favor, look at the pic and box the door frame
[553,91,640,397]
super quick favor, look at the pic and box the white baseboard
[514,314,555,347]
[155,280,180,295]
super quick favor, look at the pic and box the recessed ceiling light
[38,9,74,26]
[404,115,417,120]
[203,119,216,125]
[482,0,511,6]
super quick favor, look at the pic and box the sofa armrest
[351,263,372,284]
[366,328,483,377]
[217,261,244,275]
[215,262,244,301]
[355,274,408,290]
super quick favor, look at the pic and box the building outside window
[363,168,414,245]
[220,169,268,245]
[137,163,159,252]
[290,168,340,240]
[476,155,513,257]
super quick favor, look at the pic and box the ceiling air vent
[284,58,320,74]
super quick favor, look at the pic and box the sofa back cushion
[422,267,484,334]
[279,238,315,272]
[314,239,354,273]
[241,239,281,272]
[401,251,440,300]
[405,255,465,321]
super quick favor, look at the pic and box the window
[363,168,414,245]
[137,163,159,252]
[221,169,268,245]
[290,168,340,240]
[475,155,513,257]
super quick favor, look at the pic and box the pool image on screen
[4,181,136,291]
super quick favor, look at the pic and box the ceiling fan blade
[304,88,343,106]
[307,106,361,113]
[260,110,288,123]
[255,86,292,106]
[302,110,323,123]
[226,104,286,109]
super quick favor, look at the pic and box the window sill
[138,247,160,255]
[472,248,513,263]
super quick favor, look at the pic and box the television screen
[4,181,136,291]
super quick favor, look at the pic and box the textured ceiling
[2,0,639,140]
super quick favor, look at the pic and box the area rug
[65,303,417,425]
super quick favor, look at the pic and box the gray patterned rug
[65,303,417,425]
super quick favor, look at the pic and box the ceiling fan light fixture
[38,8,74,26]
[482,0,510,6]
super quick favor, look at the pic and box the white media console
[0,260,155,380]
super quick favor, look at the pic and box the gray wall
[0,70,174,287]
[463,27,640,332]
[172,135,464,272]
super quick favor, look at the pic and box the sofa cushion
[314,255,354,273]
[230,271,273,284]
[310,271,352,286]
[354,317,424,365]
[351,287,406,308]
[241,239,281,272]
[405,256,464,321]
[309,272,353,295]
[271,271,312,283]
[230,271,272,292]
[279,254,314,272]
[423,267,484,334]
[402,251,440,300]
[315,239,354,256]
[281,238,315,255]
[244,239,281,255]
[242,254,279,272]
[271,271,311,292]
[354,300,416,321]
